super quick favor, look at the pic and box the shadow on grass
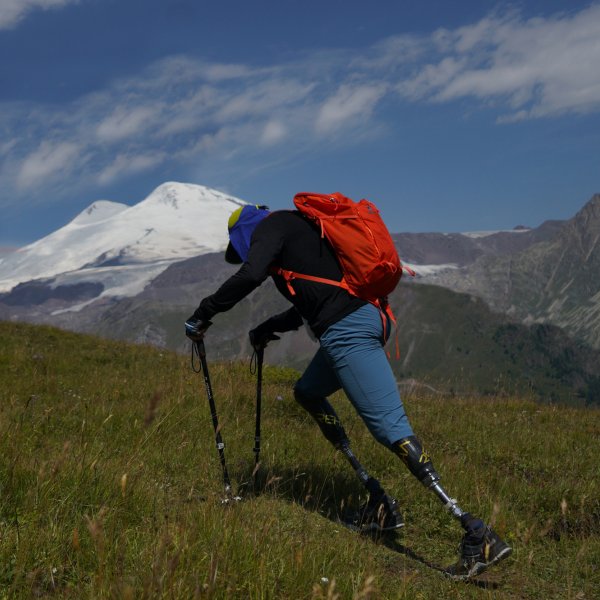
[232,461,499,589]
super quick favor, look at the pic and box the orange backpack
[275,192,414,325]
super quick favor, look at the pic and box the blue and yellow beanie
[225,204,270,264]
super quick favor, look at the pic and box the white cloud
[96,106,161,142]
[1,58,325,201]
[399,5,600,120]
[452,15,504,53]
[398,56,466,101]
[0,0,80,29]
[96,152,165,185]
[316,84,388,133]
[350,34,425,71]
[260,120,287,146]
[16,141,82,190]
[215,79,314,122]
[0,137,18,156]
[3,3,600,204]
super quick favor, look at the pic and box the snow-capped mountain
[0,182,246,300]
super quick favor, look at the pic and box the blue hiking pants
[295,303,414,447]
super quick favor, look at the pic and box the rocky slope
[426,195,600,349]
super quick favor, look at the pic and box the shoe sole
[446,545,513,581]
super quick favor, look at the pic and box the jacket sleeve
[192,216,284,321]
[261,306,304,333]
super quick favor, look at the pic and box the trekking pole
[194,339,241,503]
[253,346,264,471]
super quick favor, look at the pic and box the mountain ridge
[425,194,600,349]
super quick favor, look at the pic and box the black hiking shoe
[445,525,512,580]
[341,494,404,533]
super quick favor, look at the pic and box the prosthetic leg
[294,388,381,495]
[294,388,403,531]
[392,436,468,521]
[392,435,512,578]
[392,435,488,532]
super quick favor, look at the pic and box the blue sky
[1,0,599,246]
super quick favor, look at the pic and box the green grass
[1,322,599,599]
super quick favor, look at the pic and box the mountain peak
[581,193,600,213]
[140,182,245,212]
[71,200,128,225]
[145,182,198,209]
[0,182,247,294]
[568,193,600,237]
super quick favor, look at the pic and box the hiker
[185,199,511,580]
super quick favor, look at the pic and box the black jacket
[194,210,366,338]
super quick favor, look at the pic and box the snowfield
[404,263,459,276]
[0,182,246,296]
[459,228,531,238]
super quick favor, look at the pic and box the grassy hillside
[388,284,600,404]
[1,322,599,599]
[17,246,599,405]
[72,270,600,405]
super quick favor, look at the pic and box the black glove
[185,315,212,341]
[249,322,280,350]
